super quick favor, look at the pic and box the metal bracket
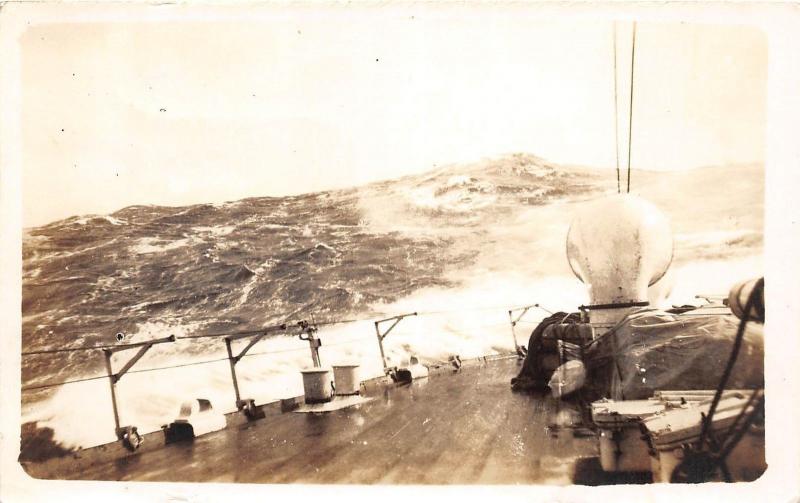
[508,304,551,356]
[303,334,322,368]
[374,312,417,371]
[103,334,175,441]
[297,320,322,368]
[225,323,288,411]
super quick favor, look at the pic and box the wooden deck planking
[26,357,599,484]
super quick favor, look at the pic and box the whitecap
[131,237,193,254]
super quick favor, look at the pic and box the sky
[21,11,767,227]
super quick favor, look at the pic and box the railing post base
[115,425,143,451]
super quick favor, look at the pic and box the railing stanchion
[508,304,552,358]
[224,323,288,412]
[374,312,418,374]
[103,349,121,432]
[102,334,175,449]
[374,322,388,370]
[225,337,242,407]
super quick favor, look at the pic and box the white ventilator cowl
[566,194,673,324]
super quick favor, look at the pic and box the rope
[717,392,764,462]
[626,21,637,194]
[698,277,763,450]
[720,389,761,447]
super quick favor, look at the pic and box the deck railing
[19,302,569,448]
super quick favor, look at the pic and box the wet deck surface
[26,357,599,484]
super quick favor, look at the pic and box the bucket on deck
[301,368,334,404]
[333,365,361,396]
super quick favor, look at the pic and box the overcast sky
[21,12,766,226]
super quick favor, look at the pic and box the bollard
[301,368,334,404]
[333,365,361,396]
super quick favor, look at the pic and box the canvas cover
[549,360,587,398]
[511,312,587,391]
[583,309,764,400]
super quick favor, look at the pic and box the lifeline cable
[314,318,367,327]
[22,325,290,354]
[22,374,110,392]
[23,344,131,356]
[23,301,558,356]
[21,345,316,392]
[20,315,520,391]
[20,318,518,392]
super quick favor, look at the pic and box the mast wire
[613,22,621,194]
[626,22,637,194]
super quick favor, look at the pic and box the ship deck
[23,356,606,484]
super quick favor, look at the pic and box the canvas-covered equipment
[583,309,764,400]
[549,360,587,398]
[511,312,590,391]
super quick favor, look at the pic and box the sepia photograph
[1,1,799,500]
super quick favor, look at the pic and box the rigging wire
[613,22,621,194]
[626,21,637,194]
